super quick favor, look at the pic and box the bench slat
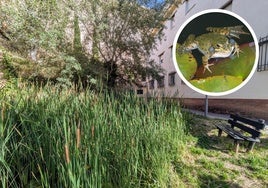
[216,124,244,140]
[216,114,264,153]
[228,120,261,139]
[230,114,266,130]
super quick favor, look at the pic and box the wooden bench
[216,114,266,153]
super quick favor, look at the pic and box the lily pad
[190,75,243,92]
[195,44,255,80]
[176,45,197,80]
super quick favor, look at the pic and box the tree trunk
[104,61,118,88]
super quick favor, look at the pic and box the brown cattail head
[91,125,95,138]
[76,127,81,149]
[64,144,70,164]
[1,103,5,121]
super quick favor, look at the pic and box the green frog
[178,26,249,73]
[181,33,240,73]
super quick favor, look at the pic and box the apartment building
[140,0,268,120]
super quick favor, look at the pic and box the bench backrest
[228,114,266,139]
[230,114,266,130]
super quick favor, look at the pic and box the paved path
[183,109,229,120]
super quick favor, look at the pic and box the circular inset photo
[173,9,259,96]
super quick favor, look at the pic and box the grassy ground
[0,81,267,187]
[178,115,268,187]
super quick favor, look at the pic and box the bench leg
[218,129,223,137]
[247,142,256,152]
[234,140,240,154]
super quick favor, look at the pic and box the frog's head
[183,34,198,51]
[211,39,237,59]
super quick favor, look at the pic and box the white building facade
[142,0,268,119]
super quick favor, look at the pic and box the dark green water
[177,12,254,45]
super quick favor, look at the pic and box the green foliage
[1,83,267,187]
[73,15,82,53]
[56,56,82,87]
[1,0,166,88]
[0,83,188,187]
[0,0,69,56]
[1,53,17,78]
[76,0,166,87]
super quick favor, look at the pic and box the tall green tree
[0,0,80,83]
[1,0,173,88]
[78,0,168,87]
[0,0,70,59]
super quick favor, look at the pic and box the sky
[138,0,167,9]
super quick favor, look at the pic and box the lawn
[0,81,267,187]
[179,115,268,187]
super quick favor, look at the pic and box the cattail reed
[1,82,190,187]
[1,102,5,121]
[91,125,94,138]
[76,125,81,149]
[64,144,70,164]
[40,147,44,162]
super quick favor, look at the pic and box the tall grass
[0,82,189,187]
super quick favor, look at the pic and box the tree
[78,0,168,88]
[1,0,173,88]
[0,0,79,83]
[0,0,69,56]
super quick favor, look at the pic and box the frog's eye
[209,46,215,53]
[229,38,236,45]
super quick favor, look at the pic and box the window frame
[136,89,143,95]
[168,72,176,86]
[157,76,165,88]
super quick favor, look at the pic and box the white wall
[222,0,268,99]
[147,0,268,100]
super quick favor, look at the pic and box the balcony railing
[258,35,268,71]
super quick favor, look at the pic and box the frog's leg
[206,25,249,39]
[202,56,214,73]
[232,43,242,57]
[229,39,242,57]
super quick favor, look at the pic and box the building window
[136,89,143,95]
[168,72,176,86]
[258,35,268,71]
[157,76,165,88]
[158,53,164,64]
[149,79,154,89]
